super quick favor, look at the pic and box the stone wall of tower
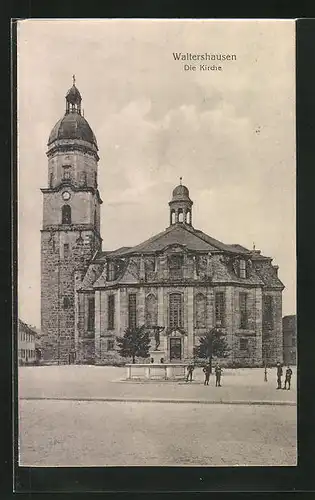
[42,190,99,228]
[48,147,98,190]
[41,229,97,363]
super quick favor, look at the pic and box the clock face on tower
[62,191,71,201]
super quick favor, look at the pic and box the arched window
[145,294,158,327]
[195,293,206,328]
[62,205,71,224]
[178,209,184,223]
[169,293,183,329]
[186,211,191,225]
[171,210,176,225]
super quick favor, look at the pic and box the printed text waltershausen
[172,52,236,61]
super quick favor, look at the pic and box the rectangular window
[215,292,225,327]
[263,295,274,330]
[108,295,115,330]
[87,297,95,331]
[239,259,246,278]
[64,243,69,259]
[169,293,183,329]
[62,165,71,180]
[292,337,296,347]
[239,292,248,329]
[168,254,183,279]
[240,338,248,350]
[128,294,137,329]
[107,340,115,351]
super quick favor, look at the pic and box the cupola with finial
[169,177,193,226]
[65,75,82,114]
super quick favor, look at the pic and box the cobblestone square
[18,366,297,466]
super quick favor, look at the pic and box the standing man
[284,365,293,390]
[276,361,283,389]
[186,363,194,383]
[203,363,211,386]
[215,363,222,387]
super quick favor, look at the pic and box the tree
[196,328,230,373]
[116,325,151,364]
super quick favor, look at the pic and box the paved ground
[18,366,297,467]
[19,365,297,403]
[19,400,297,466]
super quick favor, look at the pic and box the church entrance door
[170,338,182,361]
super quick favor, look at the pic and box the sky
[17,19,296,328]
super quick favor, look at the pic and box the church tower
[41,77,102,363]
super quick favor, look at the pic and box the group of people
[186,362,223,387]
[276,362,293,390]
[185,361,294,390]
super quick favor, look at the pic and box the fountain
[125,327,187,380]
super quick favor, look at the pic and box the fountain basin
[126,363,187,380]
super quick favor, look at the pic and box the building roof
[48,112,98,148]
[94,223,258,259]
[18,319,37,337]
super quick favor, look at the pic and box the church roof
[93,223,266,260]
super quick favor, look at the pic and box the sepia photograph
[17,19,296,468]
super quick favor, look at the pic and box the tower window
[239,292,248,329]
[128,294,137,330]
[108,294,115,330]
[63,297,70,309]
[168,254,183,279]
[178,209,184,223]
[49,172,54,188]
[240,338,249,351]
[87,297,95,332]
[169,293,183,329]
[215,292,225,327]
[62,205,71,224]
[94,209,97,228]
[171,210,176,225]
[186,211,191,224]
[63,243,69,259]
[62,165,72,181]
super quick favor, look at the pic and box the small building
[283,315,297,365]
[18,319,37,365]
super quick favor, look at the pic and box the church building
[41,81,284,366]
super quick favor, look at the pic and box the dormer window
[107,261,116,281]
[239,259,246,278]
[62,165,72,181]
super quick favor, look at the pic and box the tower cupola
[169,178,193,226]
[65,75,82,114]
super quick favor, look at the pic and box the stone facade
[41,82,285,366]
[283,315,297,365]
